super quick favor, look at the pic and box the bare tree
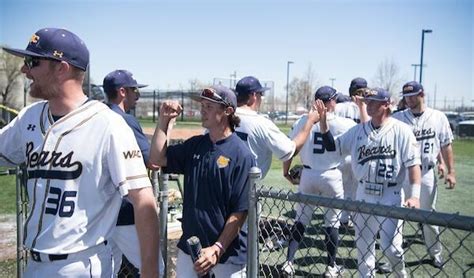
[0,48,25,109]
[288,63,319,111]
[372,57,404,95]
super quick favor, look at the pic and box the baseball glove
[288,164,304,184]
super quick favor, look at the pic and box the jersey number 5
[45,186,77,217]
[313,132,324,154]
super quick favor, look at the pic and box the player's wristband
[214,241,225,253]
[411,183,421,199]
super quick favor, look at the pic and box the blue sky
[1,0,473,108]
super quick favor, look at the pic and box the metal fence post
[247,167,261,277]
[16,166,26,278]
[157,170,169,275]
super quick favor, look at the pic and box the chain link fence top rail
[250,186,473,277]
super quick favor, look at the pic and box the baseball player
[0,28,159,277]
[281,86,356,277]
[234,76,319,179]
[319,87,422,277]
[335,78,369,227]
[393,81,455,269]
[103,69,164,277]
[334,77,368,123]
[150,85,255,277]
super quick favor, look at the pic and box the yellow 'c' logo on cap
[30,34,39,44]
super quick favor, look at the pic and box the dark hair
[236,93,251,106]
[104,88,118,101]
[228,113,240,132]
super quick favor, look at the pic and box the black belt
[360,180,397,188]
[30,250,68,262]
[420,165,434,171]
[30,241,107,262]
[303,165,337,170]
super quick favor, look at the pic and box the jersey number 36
[45,186,77,217]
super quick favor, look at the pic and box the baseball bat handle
[186,236,213,278]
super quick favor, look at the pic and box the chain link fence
[247,168,474,277]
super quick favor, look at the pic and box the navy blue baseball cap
[235,76,270,95]
[401,81,424,97]
[199,85,237,109]
[2,28,89,71]
[314,86,338,102]
[363,87,391,102]
[103,70,148,94]
[349,77,368,96]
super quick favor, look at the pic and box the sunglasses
[201,88,230,106]
[24,56,42,69]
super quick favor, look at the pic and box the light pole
[285,61,294,125]
[419,29,432,84]
[411,64,420,81]
[411,63,426,81]
[329,78,336,88]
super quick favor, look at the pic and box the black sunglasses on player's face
[24,56,43,69]
[23,56,56,69]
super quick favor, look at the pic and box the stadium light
[285,61,294,125]
[419,29,432,84]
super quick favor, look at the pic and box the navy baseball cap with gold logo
[235,76,270,96]
[349,77,368,96]
[2,27,89,71]
[401,81,424,97]
[363,87,391,102]
[314,86,338,102]
[103,70,148,94]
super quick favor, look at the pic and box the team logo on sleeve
[216,155,230,168]
[123,150,142,159]
[25,142,83,180]
[357,144,396,164]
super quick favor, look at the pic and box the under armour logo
[193,154,200,160]
[53,50,63,58]
[27,124,36,131]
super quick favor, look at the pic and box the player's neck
[48,86,88,117]
[239,104,258,112]
[371,114,390,129]
[208,126,233,143]
[410,103,425,114]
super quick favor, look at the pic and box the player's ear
[118,87,127,98]
[55,60,70,75]
[224,106,234,116]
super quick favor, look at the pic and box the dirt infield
[143,126,204,141]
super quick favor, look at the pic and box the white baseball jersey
[0,100,151,254]
[335,101,361,123]
[392,107,453,168]
[289,113,356,170]
[235,107,295,177]
[337,118,421,185]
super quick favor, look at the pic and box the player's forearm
[408,164,422,197]
[441,144,455,174]
[293,117,314,153]
[215,211,247,256]
[149,117,172,166]
[129,187,160,277]
[283,159,293,178]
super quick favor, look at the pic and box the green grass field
[0,122,472,277]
